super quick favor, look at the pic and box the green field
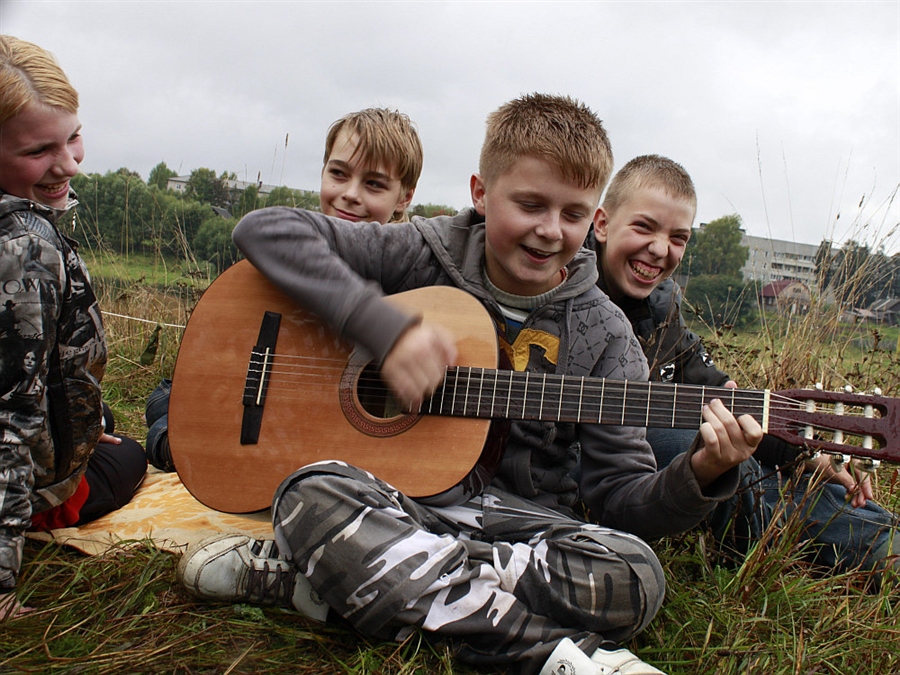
[4,253,900,674]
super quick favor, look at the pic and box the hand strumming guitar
[689,398,764,489]
[380,321,458,411]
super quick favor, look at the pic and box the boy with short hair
[590,154,898,572]
[178,95,761,675]
[144,107,424,472]
[318,107,423,224]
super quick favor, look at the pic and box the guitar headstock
[769,386,900,464]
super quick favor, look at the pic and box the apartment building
[739,233,822,286]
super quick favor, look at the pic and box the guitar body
[169,260,501,513]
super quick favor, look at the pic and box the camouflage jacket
[0,192,107,591]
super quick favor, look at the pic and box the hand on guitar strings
[690,398,764,489]
[381,321,458,411]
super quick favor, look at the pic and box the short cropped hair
[602,154,697,218]
[323,107,424,195]
[479,93,613,191]
[0,35,79,126]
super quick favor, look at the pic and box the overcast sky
[3,1,898,249]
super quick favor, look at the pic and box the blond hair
[0,35,78,126]
[323,108,423,221]
[479,93,613,191]
[602,154,696,218]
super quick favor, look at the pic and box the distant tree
[814,239,836,293]
[71,168,155,254]
[148,161,177,190]
[184,168,230,207]
[192,215,240,272]
[814,238,899,308]
[263,186,321,210]
[684,214,749,277]
[171,200,216,256]
[684,275,757,329]
[823,239,874,307]
[890,253,900,299]
[410,203,458,218]
[233,184,261,220]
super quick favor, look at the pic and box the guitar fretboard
[424,367,769,429]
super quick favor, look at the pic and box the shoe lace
[246,560,296,607]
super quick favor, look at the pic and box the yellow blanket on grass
[27,470,274,556]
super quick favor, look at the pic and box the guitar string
[245,356,872,415]
[251,390,879,451]
[245,356,874,415]
[243,360,881,439]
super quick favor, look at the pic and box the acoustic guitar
[169,260,900,514]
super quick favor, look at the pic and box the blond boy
[144,107,424,473]
[319,107,422,223]
[178,98,761,675]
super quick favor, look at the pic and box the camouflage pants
[272,461,665,674]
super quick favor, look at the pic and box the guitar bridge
[241,311,281,444]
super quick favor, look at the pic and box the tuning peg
[856,458,881,474]
[829,453,852,472]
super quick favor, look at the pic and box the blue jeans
[144,378,174,472]
[646,428,899,572]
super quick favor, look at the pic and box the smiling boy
[590,154,899,572]
[0,97,84,209]
[143,107,424,473]
[178,96,761,675]
[1,35,146,620]
[319,107,422,224]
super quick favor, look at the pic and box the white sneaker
[177,534,329,621]
[540,638,666,675]
[589,645,666,675]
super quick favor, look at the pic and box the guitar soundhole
[339,361,421,437]
[357,364,404,418]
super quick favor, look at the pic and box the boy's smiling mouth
[38,181,69,193]
[629,259,662,281]
[333,208,364,222]
[523,245,557,261]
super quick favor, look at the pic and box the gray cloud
[3,0,897,248]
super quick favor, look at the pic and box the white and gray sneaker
[177,534,329,621]
[539,637,666,675]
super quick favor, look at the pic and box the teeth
[526,247,554,258]
[630,261,660,280]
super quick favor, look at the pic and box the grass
[4,252,900,674]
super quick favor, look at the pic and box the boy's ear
[470,174,487,215]
[593,207,609,244]
[395,187,415,216]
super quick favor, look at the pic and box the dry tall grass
[5,254,900,674]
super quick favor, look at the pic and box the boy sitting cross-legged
[177,95,762,675]
[589,154,899,575]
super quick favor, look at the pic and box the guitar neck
[425,367,769,430]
